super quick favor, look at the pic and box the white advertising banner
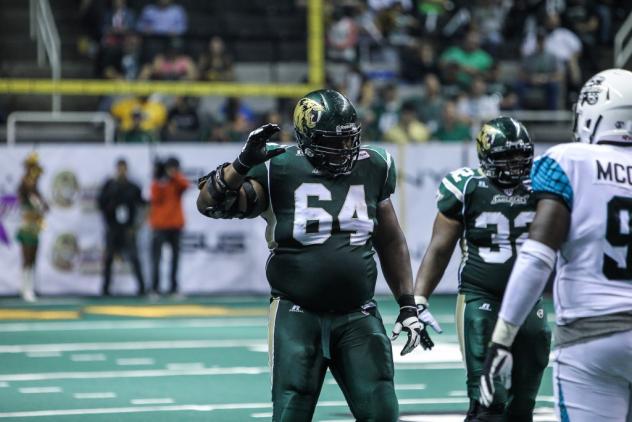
[0,142,511,296]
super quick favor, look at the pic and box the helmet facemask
[481,145,533,186]
[298,127,361,176]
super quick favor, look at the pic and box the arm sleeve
[498,239,556,328]
[530,151,574,210]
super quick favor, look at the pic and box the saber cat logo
[294,98,324,132]
[476,124,499,155]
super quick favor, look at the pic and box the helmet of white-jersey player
[476,116,533,186]
[573,68,632,145]
[293,89,361,176]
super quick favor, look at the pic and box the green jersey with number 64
[437,167,536,299]
[247,145,396,312]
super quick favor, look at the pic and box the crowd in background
[76,0,630,143]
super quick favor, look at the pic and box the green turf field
[0,295,556,421]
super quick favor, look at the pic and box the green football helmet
[476,116,533,186]
[293,89,361,176]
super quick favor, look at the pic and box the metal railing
[615,11,632,68]
[29,0,61,111]
[7,112,116,145]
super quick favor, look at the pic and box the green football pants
[268,297,398,422]
[456,293,551,421]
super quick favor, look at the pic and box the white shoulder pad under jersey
[531,142,632,324]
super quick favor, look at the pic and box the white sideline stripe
[18,387,62,394]
[395,384,426,390]
[447,390,468,397]
[0,339,265,353]
[166,363,204,370]
[25,352,62,358]
[116,358,155,366]
[131,398,174,405]
[0,366,270,382]
[71,353,106,362]
[0,339,463,355]
[251,412,273,418]
[73,392,116,399]
[0,318,268,333]
[0,382,8,388]
[0,397,556,418]
[0,362,468,382]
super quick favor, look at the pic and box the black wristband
[397,294,416,308]
[232,156,250,175]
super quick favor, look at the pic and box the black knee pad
[465,399,504,422]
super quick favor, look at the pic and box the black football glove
[479,342,513,407]
[232,123,285,175]
[391,295,434,355]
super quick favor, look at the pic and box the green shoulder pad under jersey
[436,167,483,220]
[362,145,397,202]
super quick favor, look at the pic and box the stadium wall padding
[0,142,541,296]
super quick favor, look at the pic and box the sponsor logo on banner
[51,233,80,271]
[51,171,79,208]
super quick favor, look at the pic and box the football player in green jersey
[197,89,434,422]
[413,117,551,421]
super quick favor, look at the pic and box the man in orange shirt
[149,156,189,296]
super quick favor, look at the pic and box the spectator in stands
[384,101,430,144]
[149,157,189,297]
[213,98,255,142]
[516,29,563,110]
[197,36,234,82]
[163,96,201,141]
[139,37,197,81]
[101,0,136,50]
[562,0,600,48]
[111,96,167,143]
[433,100,471,142]
[470,0,511,49]
[16,153,48,302]
[372,83,402,139]
[399,38,438,83]
[456,76,500,125]
[98,158,146,296]
[257,110,293,144]
[522,12,582,88]
[327,6,360,62]
[416,73,444,134]
[102,32,142,80]
[439,30,493,88]
[136,0,187,36]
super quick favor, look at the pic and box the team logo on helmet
[579,75,605,106]
[293,98,324,133]
[476,124,499,154]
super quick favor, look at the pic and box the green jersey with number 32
[247,145,396,311]
[437,167,536,299]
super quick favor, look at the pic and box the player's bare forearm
[414,212,463,298]
[528,198,570,250]
[374,199,414,300]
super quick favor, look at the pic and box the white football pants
[552,329,632,422]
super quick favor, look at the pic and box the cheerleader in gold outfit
[16,153,48,302]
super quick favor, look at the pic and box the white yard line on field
[0,397,556,418]
[18,387,62,394]
[73,392,117,399]
[70,354,106,362]
[115,358,155,366]
[130,398,174,405]
[0,318,268,333]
